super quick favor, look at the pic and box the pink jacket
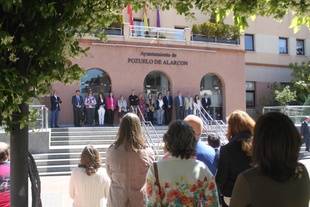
[105,96,116,110]
[106,144,155,207]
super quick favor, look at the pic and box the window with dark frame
[246,81,255,108]
[279,37,288,54]
[245,34,255,51]
[296,39,305,55]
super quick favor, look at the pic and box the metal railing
[191,33,240,45]
[129,25,186,41]
[0,105,48,132]
[197,107,228,145]
[29,105,49,130]
[137,106,161,159]
[263,105,310,124]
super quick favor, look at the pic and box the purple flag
[156,8,161,27]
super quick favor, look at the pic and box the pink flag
[127,4,134,26]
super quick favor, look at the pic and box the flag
[143,4,148,27]
[156,8,161,27]
[127,4,134,26]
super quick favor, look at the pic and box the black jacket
[50,96,62,111]
[215,133,252,197]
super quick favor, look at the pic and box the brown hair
[227,110,255,156]
[79,145,101,176]
[114,113,146,152]
[164,120,197,159]
[0,142,9,162]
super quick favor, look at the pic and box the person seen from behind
[0,142,10,207]
[69,145,110,207]
[207,134,221,171]
[184,115,218,175]
[106,113,154,207]
[230,112,310,207]
[145,120,219,207]
[215,110,255,207]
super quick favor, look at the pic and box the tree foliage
[274,85,297,106]
[272,61,310,106]
[0,0,129,129]
[152,0,310,30]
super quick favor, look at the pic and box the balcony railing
[191,34,240,45]
[129,25,186,41]
[104,27,123,36]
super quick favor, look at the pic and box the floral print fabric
[145,157,219,207]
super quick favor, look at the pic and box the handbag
[153,162,164,207]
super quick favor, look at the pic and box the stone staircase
[33,126,167,176]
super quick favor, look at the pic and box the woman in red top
[0,142,10,207]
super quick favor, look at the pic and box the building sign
[128,52,188,66]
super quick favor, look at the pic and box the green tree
[274,85,297,105]
[0,1,128,206]
[273,61,310,106]
[289,61,310,104]
[161,0,310,30]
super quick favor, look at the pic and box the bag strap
[153,162,163,207]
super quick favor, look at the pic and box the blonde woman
[106,113,154,207]
[69,145,110,207]
[215,110,255,207]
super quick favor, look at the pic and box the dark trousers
[85,108,95,126]
[106,109,114,125]
[165,108,172,125]
[305,136,310,151]
[147,111,154,124]
[176,106,184,120]
[73,107,83,127]
[51,109,59,128]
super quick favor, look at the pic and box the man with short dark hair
[175,91,185,120]
[163,90,173,125]
[128,90,139,114]
[50,90,62,128]
[72,90,84,127]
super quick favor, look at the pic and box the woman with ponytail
[215,110,255,207]
[69,145,110,207]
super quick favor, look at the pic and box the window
[279,37,288,54]
[296,39,305,55]
[245,34,255,51]
[246,81,255,108]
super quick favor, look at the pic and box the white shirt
[158,99,164,109]
[69,167,110,207]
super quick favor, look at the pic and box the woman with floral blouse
[145,120,219,207]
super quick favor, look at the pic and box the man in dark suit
[201,93,211,115]
[174,91,185,120]
[163,90,173,125]
[301,117,310,152]
[50,90,62,128]
[72,90,84,127]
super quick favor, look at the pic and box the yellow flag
[143,5,148,27]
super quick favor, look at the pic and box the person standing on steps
[50,90,62,128]
[128,90,139,114]
[97,93,105,126]
[175,91,185,120]
[84,90,97,126]
[72,90,84,127]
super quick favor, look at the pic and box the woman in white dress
[69,145,110,207]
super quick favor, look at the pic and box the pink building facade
[51,39,245,125]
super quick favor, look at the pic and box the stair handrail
[198,107,228,144]
[136,106,161,159]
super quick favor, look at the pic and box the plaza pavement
[30,149,310,207]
